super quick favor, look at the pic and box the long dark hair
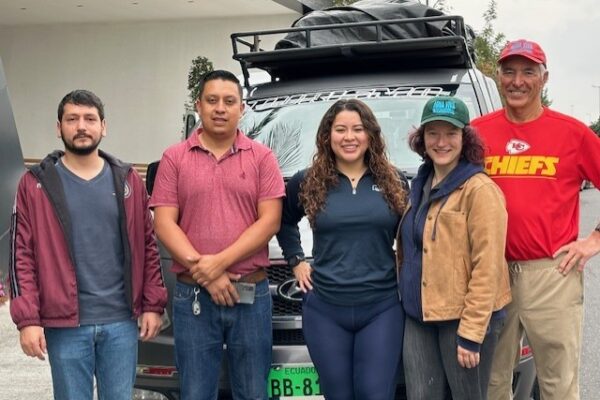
[300,99,407,227]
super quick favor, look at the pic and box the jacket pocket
[434,210,469,305]
[453,257,470,302]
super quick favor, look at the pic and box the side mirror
[184,112,199,139]
[146,161,160,195]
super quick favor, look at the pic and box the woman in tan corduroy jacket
[397,96,511,400]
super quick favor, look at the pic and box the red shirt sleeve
[257,149,285,202]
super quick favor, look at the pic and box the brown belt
[176,274,198,285]
[238,268,267,283]
[177,268,267,286]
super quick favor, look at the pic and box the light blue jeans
[44,320,138,400]
[173,279,272,400]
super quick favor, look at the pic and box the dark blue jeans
[302,291,404,400]
[403,316,504,400]
[173,279,272,400]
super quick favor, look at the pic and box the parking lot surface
[1,189,599,399]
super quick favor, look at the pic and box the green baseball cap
[420,96,470,128]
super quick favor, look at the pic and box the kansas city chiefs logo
[505,139,530,155]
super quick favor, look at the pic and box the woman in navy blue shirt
[277,99,408,400]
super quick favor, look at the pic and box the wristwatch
[287,255,305,268]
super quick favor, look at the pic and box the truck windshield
[239,86,479,178]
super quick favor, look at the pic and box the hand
[554,231,600,275]
[205,272,241,307]
[189,254,226,285]
[457,345,480,368]
[139,312,162,341]
[20,326,47,360]
[293,261,313,293]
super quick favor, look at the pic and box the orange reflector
[137,366,178,377]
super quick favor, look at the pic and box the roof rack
[231,15,473,88]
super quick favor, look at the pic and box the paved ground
[579,188,600,400]
[0,303,54,398]
[1,189,599,399]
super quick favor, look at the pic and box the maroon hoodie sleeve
[132,172,167,313]
[9,174,43,330]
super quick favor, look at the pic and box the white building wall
[0,14,297,163]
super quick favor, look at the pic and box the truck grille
[273,329,305,345]
[268,265,303,317]
[273,299,302,316]
[267,264,292,284]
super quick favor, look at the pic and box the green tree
[473,0,505,78]
[186,56,214,111]
[541,88,552,107]
[590,118,600,136]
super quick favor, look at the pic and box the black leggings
[302,291,405,400]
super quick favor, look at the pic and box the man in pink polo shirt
[150,70,285,400]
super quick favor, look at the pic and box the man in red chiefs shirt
[472,39,600,400]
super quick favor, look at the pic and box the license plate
[268,364,322,398]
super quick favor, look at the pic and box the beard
[60,132,102,156]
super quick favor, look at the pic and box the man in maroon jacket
[9,90,167,400]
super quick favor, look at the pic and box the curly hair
[299,99,408,227]
[407,123,485,165]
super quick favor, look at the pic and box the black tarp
[275,0,471,50]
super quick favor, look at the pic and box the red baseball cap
[498,39,547,66]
